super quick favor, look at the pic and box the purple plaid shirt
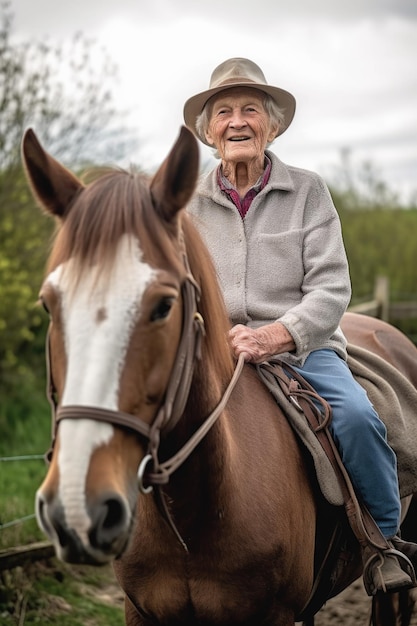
[217,156,272,218]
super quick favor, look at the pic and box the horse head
[22,126,207,564]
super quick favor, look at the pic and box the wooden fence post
[374,276,389,322]
[348,276,390,320]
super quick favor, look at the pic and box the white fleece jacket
[186,150,351,366]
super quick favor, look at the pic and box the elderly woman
[183,57,417,594]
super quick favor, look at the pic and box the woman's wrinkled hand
[228,323,295,364]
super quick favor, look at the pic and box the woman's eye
[150,297,174,322]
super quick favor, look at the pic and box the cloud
[12,0,417,38]
[10,0,417,202]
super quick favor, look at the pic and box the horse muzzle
[36,489,134,564]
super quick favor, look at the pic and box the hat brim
[183,82,296,146]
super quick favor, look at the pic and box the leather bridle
[44,245,244,548]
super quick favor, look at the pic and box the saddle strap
[256,360,390,552]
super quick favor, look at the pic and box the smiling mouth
[229,137,250,142]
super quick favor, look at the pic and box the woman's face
[204,87,278,164]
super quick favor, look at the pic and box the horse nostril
[36,491,64,542]
[102,497,125,529]
[36,492,50,534]
[36,493,76,551]
[89,494,130,552]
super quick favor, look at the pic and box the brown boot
[362,545,416,596]
[391,536,417,570]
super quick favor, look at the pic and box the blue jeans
[291,349,401,538]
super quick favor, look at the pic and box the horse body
[21,126,417,625]
[341,311,417,388]
[115,364,316,624]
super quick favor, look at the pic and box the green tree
[329,147,402,211]
[0,1,136,421]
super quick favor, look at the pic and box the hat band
[211,76,260,89]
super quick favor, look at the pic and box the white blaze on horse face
[52,234,156,408]
[45,234,156,542]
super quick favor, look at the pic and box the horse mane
[46,166,235,386]
[180,214,234,387]
[46,168,180,279]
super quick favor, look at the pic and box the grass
[0,391,50,550]
[0,387,125,625]
[0,559,125,625]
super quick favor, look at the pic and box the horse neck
[161,355,232,501]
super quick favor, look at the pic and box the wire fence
[0,455,44,462]
[0,454,44,531]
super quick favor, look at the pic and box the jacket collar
[199,150,295,202]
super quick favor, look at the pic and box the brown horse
[21,126,417,626]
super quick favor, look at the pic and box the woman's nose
[230,110,247,128]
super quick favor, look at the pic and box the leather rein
[44,246,245,547]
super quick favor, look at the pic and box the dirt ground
[312,579,375,624]
[312,578,417,625]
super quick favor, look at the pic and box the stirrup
[363,548,417,596]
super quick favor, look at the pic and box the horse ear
[150,126,199,223]
[21,128,84,218]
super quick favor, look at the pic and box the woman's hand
[228,322,295,363]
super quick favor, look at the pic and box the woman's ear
[268,123,280,142]
[204,129,215,146]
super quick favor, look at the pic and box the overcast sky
[11,0,417,202]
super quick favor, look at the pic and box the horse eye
[39,296,50,315]
[150,297,174,322]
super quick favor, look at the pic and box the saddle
[255,359,410,620]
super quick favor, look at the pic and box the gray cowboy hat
[183,57,296,145]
